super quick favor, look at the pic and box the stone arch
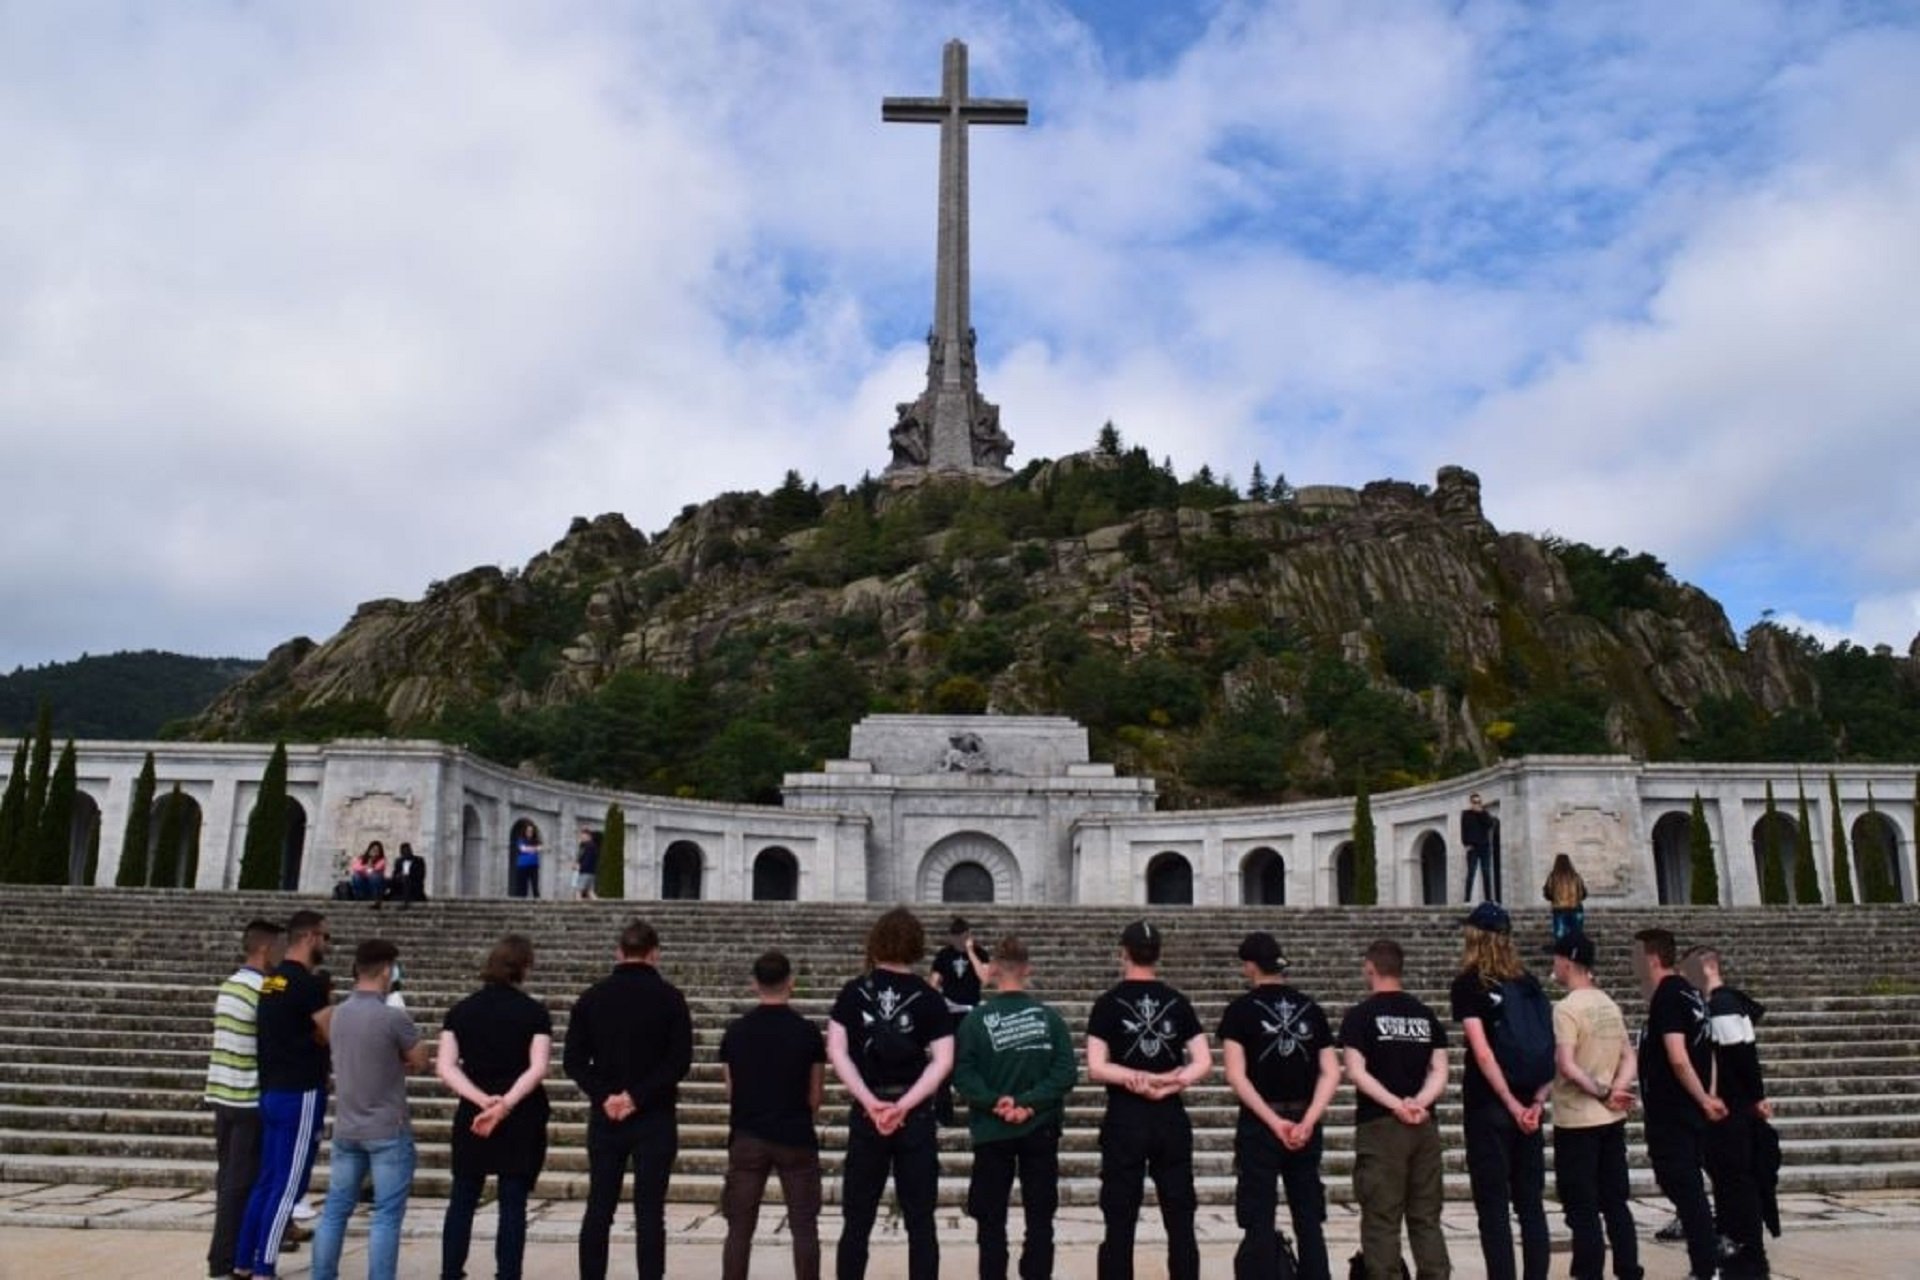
[1651,811,1693,905]
[148,791,203,888]
[919,832,1022,905]
[460,805,484,897]
[67,789,102,886]
[1241,847,1285,906]
[662,840,705,900]
[279,798,309,892]
[1415,830,1447,906]
[1852,812,1907,902]
[1333,841,1356,906]
[753,846,799,901]
[1750,812,1799,900]
[1146,851,1194,906]
[943,861,996,903]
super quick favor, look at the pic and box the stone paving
[2,1180,1919,1278]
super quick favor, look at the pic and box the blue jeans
[351,871,386,900]
[311,1131,417,1280]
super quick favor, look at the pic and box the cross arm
[882,97,947,123]
[959,99,1028,126]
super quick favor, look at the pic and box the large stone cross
[883,39,1026,480]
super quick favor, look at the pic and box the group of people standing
[203,901,1778,1280]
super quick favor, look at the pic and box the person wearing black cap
[1548,932,1641,1280]
[1217,931,1338,1280]
[1452,901,1554,1280]
[1086,919,1210,1280]
[930,916,989,1126]
[1340,938,1450,1280]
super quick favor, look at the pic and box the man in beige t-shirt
[1548,933,1641,1280]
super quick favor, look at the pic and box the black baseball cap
[1550,932,1597,969]
[1459,901,1512,933]
[1238,931,1288,974]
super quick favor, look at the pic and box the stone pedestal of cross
[883,39,1026,482]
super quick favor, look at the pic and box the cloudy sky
[4,0,1918,671]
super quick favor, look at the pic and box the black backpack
[860,979,928,1072]
[1490,973,1557,1096]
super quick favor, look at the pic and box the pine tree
[1096,421,1122,456]
[1792,777,1822,905]
[238,743,290,891]
[116,753,157,888]
[597,803,627,899]
[1827,774,1854,905]
[0,739,28,881]
[31,741,77,884]
[1688,792,1719,905]
[1247,462,1270,502]
[150,784,185,889]
[1759,781,1787,905]
[1271,471,1294,502]
[1352,777,1378,906]
[21,702,53,862]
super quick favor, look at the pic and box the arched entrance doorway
[460,805,484,896]
[67,791,102,886]
[753,847,799,901]
[662,840,704,900]
[1146,852,1194,906]
[1241,847,1285,906]
[1853,812,1907,902]
[918,832,1022,904]
[1751,813,1799,901]
[148,790,203,889]
[1650,811,1693,905]
[1333,842,1356,906]
[1416,831,1447,906]
[280,799,308,892]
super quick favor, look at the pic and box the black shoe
[1656,1216,1685,1242]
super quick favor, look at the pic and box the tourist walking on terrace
[1548,931,1641,1280]
[575,826,601,900]
[1341,937,1451,1280]
[1462,792,1501,902]
[235,909,332,1280]
[1452,902,1554,1280]
[953,934,1079,1280]
[1218,930,1340,1280]
[436,934,552,1280]
[827,906,954,1280]
[719,949,826,1280]
[204,918,285,1280]
[1543,854,1588,942]
[930,914,989,1125]
[564,918,694,1280]
[1633,927,1727,1280]
[310,938,429,1280]
[1682,944,1773,1279]
[1087,919,1211,1280]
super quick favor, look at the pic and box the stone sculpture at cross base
[882,39,1024,485]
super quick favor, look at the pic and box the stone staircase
[2,886,1918,1207]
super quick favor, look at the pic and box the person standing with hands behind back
[1633,928,1726,1280]
[1548,932,1641,1280]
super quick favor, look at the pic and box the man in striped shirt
[205,919,285,1280]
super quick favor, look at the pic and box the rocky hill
[187,448,1918,806]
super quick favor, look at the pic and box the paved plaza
[2,1180,1917,1278]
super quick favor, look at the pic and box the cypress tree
[1759,781,1787,905]
[150,784,185,889]
[1688,792,1719,905]
[116,753,157,888]
[1792,777,1822,905]
[1352,776,1378,906]
[598,803,627,899]
[1827,774,1854,905]
[238,743,290,891]
[21,702,53,860]
[32,741,77,884]
[0,739,28,881]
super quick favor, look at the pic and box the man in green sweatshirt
[953,935,1080,1280]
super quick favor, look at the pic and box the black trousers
[510,864,539,897]
[1098,1102,1199,1280]
[1553,1122,1641,1280]
[1464,1105,1550,1280]
[207,1104,261,1278]
[838,1103,938,1280]
[580,1109,677,1280]
[1646,1116,1719,1279]
[1704,1111,1770,1277]
[1464,844,1495,901]
[968,1123,1060,1280]
[1233,1115,1330,1280]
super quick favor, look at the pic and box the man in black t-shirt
[930,916,988,1125]
[234,909,332,1280]
[719,950,825,1280]
[1462,792,1501,902]
[1683,944,1772,1279]
[1086,919,1210,1280]
[827,907,954,1280]
[1340,938,1450,1280]
[1633,928,1727,1280]
[1218,931,1338,1280]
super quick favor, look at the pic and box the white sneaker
[290,1200,317,1223]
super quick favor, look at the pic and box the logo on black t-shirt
[1117,991,1185,1063]
[1253,994,1315,1063]
[1682,987,1710,1048]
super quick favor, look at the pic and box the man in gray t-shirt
[310,939,429,1280]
